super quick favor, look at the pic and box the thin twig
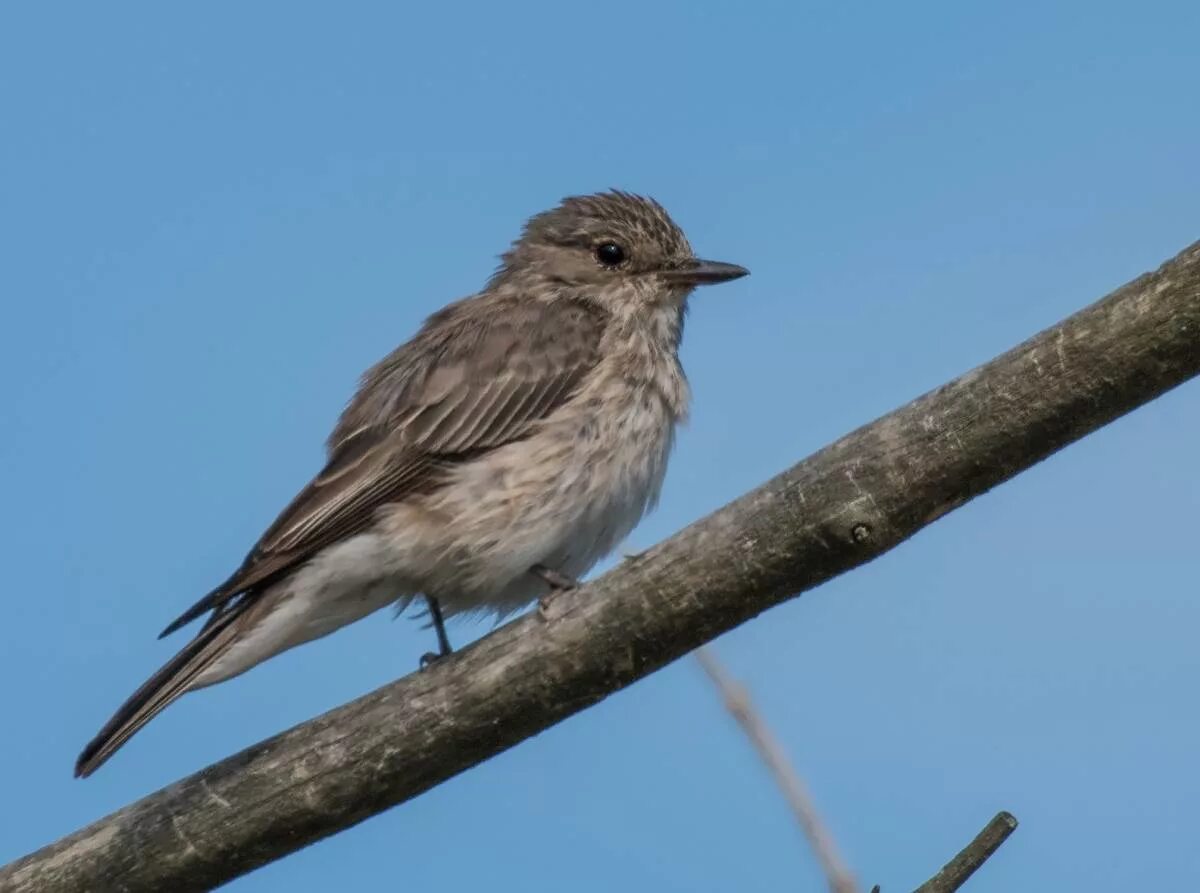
[696,648,1018,893]
[696,646,859,893]
[912,811,1018,893]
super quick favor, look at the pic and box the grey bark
[3,240,1198,893]
[911,811,1018,893]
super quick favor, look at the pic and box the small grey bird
[76,191,747,777]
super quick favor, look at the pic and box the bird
[75,190,748,777]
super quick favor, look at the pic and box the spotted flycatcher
[76,191,748,776]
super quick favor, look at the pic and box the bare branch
[696,651,1015,893]
[912,811,1018,893]
[696,646,858,893]
[2,239,1198,892]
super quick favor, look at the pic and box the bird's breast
[524,367,681,569]
[403,367,681,612]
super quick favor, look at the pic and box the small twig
[696,646,859,893]
[697,648,1016,893]
[912,811,1018,893]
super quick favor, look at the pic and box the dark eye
[595,242,626,267]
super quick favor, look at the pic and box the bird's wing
[159,296,606,637]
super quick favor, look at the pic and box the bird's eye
[595,242,626,267]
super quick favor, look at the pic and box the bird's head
[492,191,747,314]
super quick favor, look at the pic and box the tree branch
[3,239,1198,892]
[912,811,1018,893]
[696,647,859,893]
[697,648,1016,893]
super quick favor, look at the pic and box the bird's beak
[661,258,750,286]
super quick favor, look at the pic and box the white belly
[395,385,679,615]
[193,532,411,686]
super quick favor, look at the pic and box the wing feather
[159,295,605,637]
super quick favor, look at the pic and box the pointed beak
[661,258,750,287]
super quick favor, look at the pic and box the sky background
[2,2,1199,890]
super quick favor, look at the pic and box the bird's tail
[75,605,245,778]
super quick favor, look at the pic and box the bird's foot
[532,564,579,621]
[419,649,452,669]
[532,564,580,591]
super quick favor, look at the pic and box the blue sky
[2,2,1199,890]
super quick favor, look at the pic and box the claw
[532,565,579,622]
[531,564,579,590]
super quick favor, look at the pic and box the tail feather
[75,606,245,778]
[158,582,226,639]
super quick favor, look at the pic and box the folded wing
[160,296,606,637]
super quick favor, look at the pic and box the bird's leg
[419,595,454,668]
[532,564,580,590]
[532,564,580,620]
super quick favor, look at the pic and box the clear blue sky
[2,3,1198,890]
